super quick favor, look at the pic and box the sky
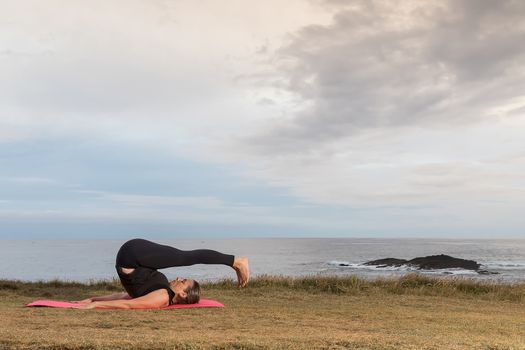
[1,0,524,239]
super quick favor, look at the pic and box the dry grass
[1,274,524,350]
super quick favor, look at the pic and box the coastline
[2,274,524,349]
[2,238,525,284]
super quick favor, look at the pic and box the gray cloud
[245,0,525,153]
[217,1,525,223]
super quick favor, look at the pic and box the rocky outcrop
[362,258,407,267]
[364,254,483,271]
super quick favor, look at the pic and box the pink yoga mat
[26,299,224,309]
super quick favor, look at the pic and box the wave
[327,260,481,275]
[329,260,525,269]
[483,262,525,270]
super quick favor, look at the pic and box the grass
[1,274,524,350]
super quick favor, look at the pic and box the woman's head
[170,277,200,304]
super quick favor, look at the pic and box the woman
[77,238,249,309]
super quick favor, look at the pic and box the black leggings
[115,238,235,270]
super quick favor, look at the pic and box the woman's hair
[176,280,200,304]
[170,280,201,304]
[185,280,200,304]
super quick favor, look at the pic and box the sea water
[0,238,524,283]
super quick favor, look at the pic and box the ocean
[1,238,524,283]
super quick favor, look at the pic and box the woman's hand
[77,302,98,309]
[72,298,93,304]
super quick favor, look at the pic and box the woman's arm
[90,292,131,302]
[80,289,169,309]
[76,292,131,303]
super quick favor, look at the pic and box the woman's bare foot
[233,256,250,287]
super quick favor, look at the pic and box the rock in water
[364,258,408,267]
[407,254,480,270]
[407,254,480,271]
[365,254,481,271]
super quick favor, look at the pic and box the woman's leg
[116,238,234,269]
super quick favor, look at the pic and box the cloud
[210,0,525,231]
[242,0,525,153]
[76,190,226,209]
[0,0,330,148]
[0,176,58,185]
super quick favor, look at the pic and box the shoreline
[2,273,524,302]
[2,238,524,284]
[3,269,525,285]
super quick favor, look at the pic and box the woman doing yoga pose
[77,238,250,309]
